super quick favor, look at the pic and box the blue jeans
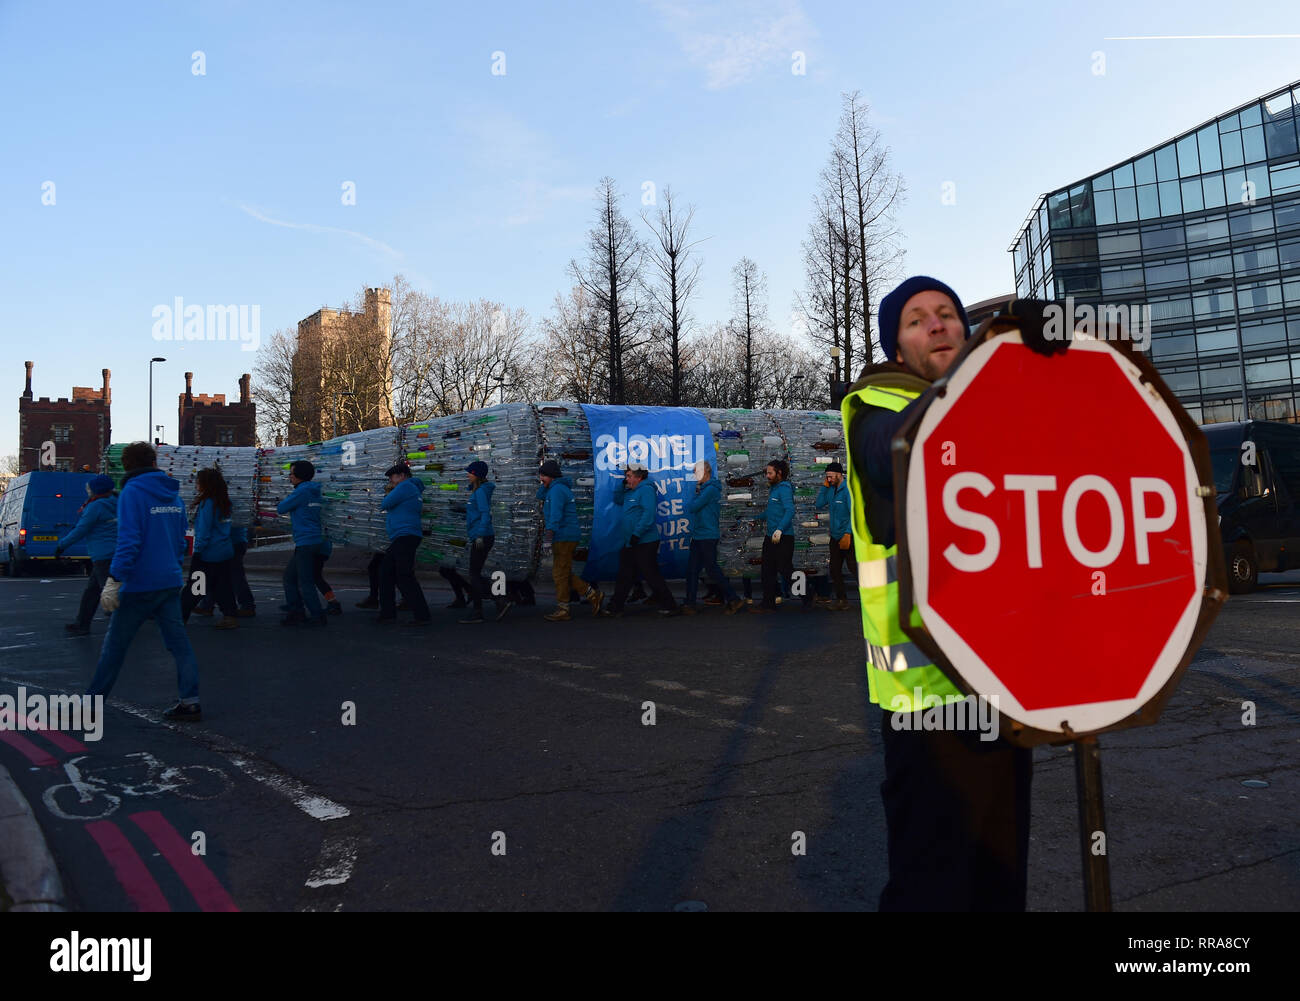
[86,588,199,703]
[284,544,324,618]
[685,539,736,605]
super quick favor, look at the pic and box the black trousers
[828,541,854,600]
[367,551,384,600]
[75,560,112,629]
[610,540,675,612]
[379,535,429,620]
[761,535,810,608]
[180,557,237,620]
[468,535,494,611]
[312,554,333,598]
[878,707,1032,911]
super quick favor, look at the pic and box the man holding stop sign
[842,276,1065,912]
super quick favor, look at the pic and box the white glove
[772,530,783,543]
[100,577,122,612]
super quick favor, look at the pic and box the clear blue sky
[2,0,1297,450]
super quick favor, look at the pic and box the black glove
[1002,298,1071,357]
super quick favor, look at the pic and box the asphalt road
[1,568,1296,911]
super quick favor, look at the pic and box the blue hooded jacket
[614,478,657,547]
[193,497,234,562]
[537,478,580,542]
[277,481,324,546]
[687,477,722,541]
[466,481,495,540]
[59,494,118,562]
[381,476,424,541]
[765,480,795,536]
[815,480,852,539]
[109,469,187,593]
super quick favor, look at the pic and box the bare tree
[795,193,845,382]
[253,326,303,445]
[406,299,532,416]
[642,186,705,405]
[835,91,906,367]
[570,177,647,405]
[729,257,769,409]
[530,286,609,404]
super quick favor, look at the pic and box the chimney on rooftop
[102,368,111,405]
[184,372,193,406]
[23,361,33,400]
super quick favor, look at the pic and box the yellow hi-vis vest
[841,377,963,712]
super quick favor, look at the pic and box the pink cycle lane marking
[85,820,171,912]
[129,810,239,912]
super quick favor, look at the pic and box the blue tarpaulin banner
[580,405,717,581]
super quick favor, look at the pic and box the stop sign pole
[891,315,1228,911]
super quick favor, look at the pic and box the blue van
[0,471,98,576]
[1203,420,1300,593]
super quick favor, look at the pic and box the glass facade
[1009,81,1300,424]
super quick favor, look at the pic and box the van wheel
[1227,541,1258,594]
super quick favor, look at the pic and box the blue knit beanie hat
[89,474,115,495]
[878,276,970,363]
[466,460,489,479]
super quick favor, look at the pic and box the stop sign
[899,332,1217,740]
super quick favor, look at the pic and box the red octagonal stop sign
[900,333,1215,739]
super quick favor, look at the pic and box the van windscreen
[1210,450,1238,494]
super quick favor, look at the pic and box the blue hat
[878,276,970,364]
[466,460,489,479]
[89,474,115,495]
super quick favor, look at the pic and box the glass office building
[1009,80,1300,424]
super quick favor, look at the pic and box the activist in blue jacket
[277,476,324,546]
[757,459,809,612]
[375,463,431,624]
[278,460,328,625]
[536,475,580,542]
[58,478,119,563]
[466,478,495,541]
[601,466,678,617]
[181,468,241,626]
[87,442,201,721]
[110,467,188,594]
[815,472,852,540]
[459,461,509,623]
[686,473,722,541]
[381,473,425,541]
[613,474,657,547]
[765,473,796,538]
[193,496,234,563]
[59,475,119,636]
[682,461,741,614]
[535,460,602,622]
[815,462,854,608]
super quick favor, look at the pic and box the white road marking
[104,699,351,821]
[0,644,36,651]
[305,833,359,888]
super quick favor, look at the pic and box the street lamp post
[829,346,841,404]
[149,357,166,443]
[494,376,505,407]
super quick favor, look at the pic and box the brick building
[288,287,393,444]
[178,372,257,446]
[18,361,112,473]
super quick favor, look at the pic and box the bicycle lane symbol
[42,751,233,821]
